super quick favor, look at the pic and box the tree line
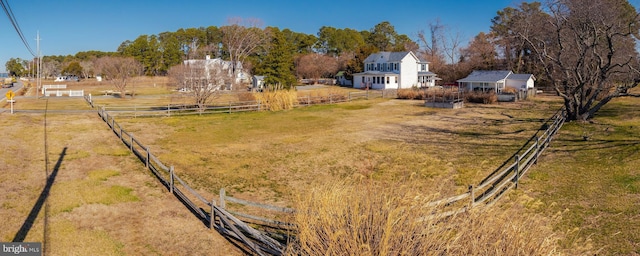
[5,0,640,121]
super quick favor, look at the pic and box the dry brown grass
[287,181,560,255]
[0,106,242,255]
[253,89,298,111]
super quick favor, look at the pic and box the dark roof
[364,51,417,63]
[457,70,512,83]
[507,73,535,81]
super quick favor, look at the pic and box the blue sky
[1,0,638,73]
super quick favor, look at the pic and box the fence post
[514,155,520,189]
[134,105,137,118]
[130,134,134,151]
[170,166,174,194]
[210,199,216,230]
[348,92,351,101]
[469,185,474,208]
[220,188,226,209]
[167,104,170,117]
[258,99,261,111]
[535,136,540,164]
[229,101,232,114]
[329,94,333,104]
[307,95,311,105]
[145,147,150,168]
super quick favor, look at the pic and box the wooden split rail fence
[84,90,396,118]
[88,101,292,256]
[426,107,566,216]
[85,94,566,254]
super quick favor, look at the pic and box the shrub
[465,91,498,104]
[237,91,256,102]
[397,89,425,100]
[502,87,518,95]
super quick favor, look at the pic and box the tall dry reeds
[253,89,298,111]
[286,182,559,255]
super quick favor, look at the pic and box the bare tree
[295,53,339,82]
[460,32,498,71]
[221,17,270,89]
[80,60,95,79]
[518,0,640,121]
[95,56,142,98]
[41,60,61,79]
[168,61,232,111]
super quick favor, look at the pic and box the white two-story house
[183,55,250,90]
[353,51,439,90]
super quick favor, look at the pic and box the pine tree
[257,27,296,90]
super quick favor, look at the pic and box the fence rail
[429,107,566,215]
[84,90,397,118]
[85,93,566,255]
[93,104,289,256]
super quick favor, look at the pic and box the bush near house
[501,87,518,95]
[465,91,498,104]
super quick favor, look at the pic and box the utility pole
[36,31,41,99]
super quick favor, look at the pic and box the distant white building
[252,75,265,91]
[457,70,536,93]
[352,51,439,90]
[183,55,250,90]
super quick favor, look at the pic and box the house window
[362,77,365,83]
[386,77,389,84]
[394,63,398,70]
[377,63,380,71]
[421,64,426,71]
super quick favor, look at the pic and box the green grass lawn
[521,95,640,254]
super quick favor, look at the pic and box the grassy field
[113,94,561,207]
[3,78,638,254]
[0,99,243,254]
[518,93,640,254]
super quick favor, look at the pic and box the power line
[0,0,36,57]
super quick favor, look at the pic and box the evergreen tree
[256,27,296,90]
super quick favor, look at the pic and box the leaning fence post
[469,185,475,208]
[219,188,226,209]
[535,136,540,164]
[169,166,174,194]
[167,104,170,117]
[130,134,134,151]
[514,155,520,189]
[145,147,150,168]
[210,199,216,230]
